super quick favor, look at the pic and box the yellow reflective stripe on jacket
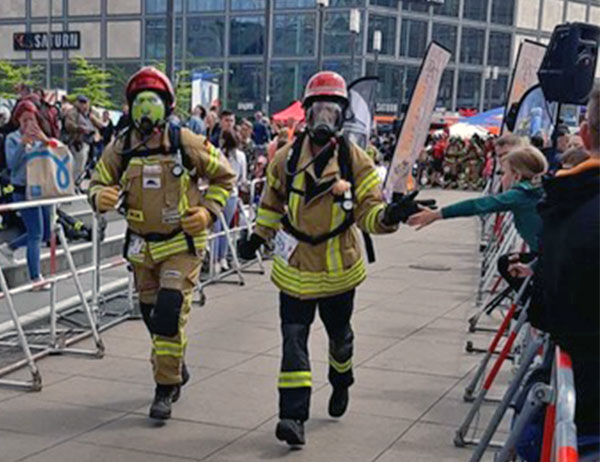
[178,172,191,216]
[329,355,352,374]
[288,172,305,226]
[95,159,113,184]
[205,184,230,207]
[278,371,312,388]
[272,257,366,297]
[365,203,385,234]
[206,145,220,176]
[326,203,344,272]
[148,231,208,261]
[256,207,283,229]
[88,184,104,197]
[355,170,380,202]
[267,169,281,190]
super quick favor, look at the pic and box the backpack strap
[339,136,376,264]
[285,131,306,202]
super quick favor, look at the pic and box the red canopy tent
[272,100,305,122]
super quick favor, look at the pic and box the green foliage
[173,69,192,119]
[69,57,114,108]
[0,60,42,99]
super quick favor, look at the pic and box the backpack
[281,132,376,263]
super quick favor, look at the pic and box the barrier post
[464,274,533,401]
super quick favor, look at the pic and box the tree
[69,57,113,108]
[173,69,192,119]
[0,60,42,99]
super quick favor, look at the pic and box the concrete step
[1,211,126,289]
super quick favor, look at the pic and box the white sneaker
[31,278,51,291]
[0,243,15,261]
[219,258,230,272]
[213,262,221,274]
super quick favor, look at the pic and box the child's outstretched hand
[407,209,442,230]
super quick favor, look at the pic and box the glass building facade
[1,0,598,114]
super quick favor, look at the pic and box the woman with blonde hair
[409,144,548,252]
[409,144,548,293]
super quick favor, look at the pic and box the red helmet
[125,66,175,112]
[303,71,348,108]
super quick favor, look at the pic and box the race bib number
[273,230,299,264]
[127,234,146,259]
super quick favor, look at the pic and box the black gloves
[238,233,265,260]
[382,191,437,226]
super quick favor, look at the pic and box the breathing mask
[131,90,166,136]
[305,100,344,146]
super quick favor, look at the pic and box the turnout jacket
[89,126,235,263]
[255,135,397,299]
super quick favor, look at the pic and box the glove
[382,191,423,226]
[238,233,265,260]
[181,206,212,236]
[95,186,120,213]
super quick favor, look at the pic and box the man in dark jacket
[532,85,599,439]
[252,111,270,146]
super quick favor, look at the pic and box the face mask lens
[131,91,166,133]
[309,101,341,127]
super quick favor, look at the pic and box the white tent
[448,122,489,139]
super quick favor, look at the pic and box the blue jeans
[212,196,238,261]
[9,192,51,280]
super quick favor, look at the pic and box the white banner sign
[384,42,451,197]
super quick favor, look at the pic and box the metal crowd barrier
[550,347,579,462]
[0,195,134,391]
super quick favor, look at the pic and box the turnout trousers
[278,289,355,422]
[132,252,202,386]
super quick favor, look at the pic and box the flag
[383,42,451,198]
[343,76,378,150]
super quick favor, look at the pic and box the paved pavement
[0,189,510,462]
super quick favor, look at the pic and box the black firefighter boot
[149,384,176,420]
[275,419,305,446]
[328,387,349,418]
[171,362,190,403]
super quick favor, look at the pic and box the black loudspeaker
[538,22,600,105]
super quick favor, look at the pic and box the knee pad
[282,323,309,342]
[329,327,354,360]
[150,289,183,337]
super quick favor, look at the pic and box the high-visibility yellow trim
[329,355,352,374]
[152,339,185,357]
[178,172,190,216]
[256,207,283,229]
[365,203,385,233]
[326,203,345,273]
[278,371,312,388]
[147,231,208,261]
[267,169,281,190]
[206,145,220,176]
[95,160,113,184]
[272,256,366,297]
[288,172,305,226]
[89,184,104,196]
[205,184,230,207]
[126,209,145,222]
[356,170,380,202]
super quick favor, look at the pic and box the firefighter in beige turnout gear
[239,71,422,446]
[89,67,235,420]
